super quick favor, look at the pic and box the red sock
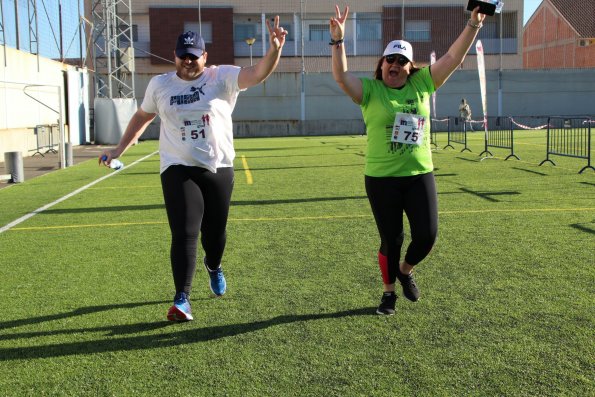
[378,252,391,285]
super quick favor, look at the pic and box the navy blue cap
[175,31,205,58]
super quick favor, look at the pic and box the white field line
[0,151,159,234]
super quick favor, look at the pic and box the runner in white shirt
[99,17,287,322]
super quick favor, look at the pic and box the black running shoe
[396,270,420,302]
[376,292,397,315]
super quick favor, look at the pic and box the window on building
[478,12,518,40]
[405,20,430,42]
[309,24,329,41]
[478,20,498,39]
[357,17,381,40]
[234,23,260,42]
[184,22,213,43]
[283,24,294,41]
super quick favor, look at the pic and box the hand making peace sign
[266,15,287,51]
[329,4,349,42]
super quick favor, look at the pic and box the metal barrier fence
[430,117,450,149]
[480,116,520,161]
[29,124,58,157]
[539,117,594,174]
[442,116,471,153]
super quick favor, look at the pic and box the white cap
[382,40,413,61]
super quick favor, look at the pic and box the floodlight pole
[59,0,64,61]
[1,0,6,66]
[401,0,405,39]
[14,0,20,49]
[300,0,306,134]
[498,11,503,117]
[26,0,40,71]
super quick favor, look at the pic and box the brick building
[86,0,524,76]
[523,0,595,69]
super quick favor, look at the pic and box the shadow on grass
[512,167,548,176]
[570,222,595,235]
[42,204,164,214]
[237,146,321,152]
[459,187,521,202]
[232,196,367,206]
[118,171,160,176]
[0,301,168,331]
[40,196,369,214]
[0,307,376,360]
[455,157,479,162]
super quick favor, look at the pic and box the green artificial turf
[0,132,593,396]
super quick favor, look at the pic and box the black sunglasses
[385,54,410,66]
[178,54,199,61]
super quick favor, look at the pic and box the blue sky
[1,0,83,59]
[524,0,543,25]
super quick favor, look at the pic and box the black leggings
[365,172,438,284]
[161,165,234,295]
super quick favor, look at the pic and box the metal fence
[442,116,471,153]
[481,116,520,160]
[29,124,59,157]
[540,117,594,174]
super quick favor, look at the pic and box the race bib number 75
[391,113,426,145]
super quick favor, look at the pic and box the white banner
[430,51,436,118]
[476,40,488,131]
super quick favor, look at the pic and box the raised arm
[431,7,486,89]
[99,108,156,166]
[238,15,287,90]
[330,5,363,104]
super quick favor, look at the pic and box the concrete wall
[3,41,592,151]
[0,46,89,157]
[138,68,595,139]
[0,47,67,156]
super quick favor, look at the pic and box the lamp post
[245,37,256,65]
[401,0,405,39]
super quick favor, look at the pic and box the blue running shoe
[167,292,193,321]
[204,258,226,296]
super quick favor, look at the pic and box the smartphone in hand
[467,0,500,16]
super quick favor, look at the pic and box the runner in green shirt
[329,4,486,315]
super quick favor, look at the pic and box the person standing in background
[459,98,474,131]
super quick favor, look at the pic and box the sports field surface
[0,132,593,396]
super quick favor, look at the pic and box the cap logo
[393,43,407,50]
[184,36,194,45]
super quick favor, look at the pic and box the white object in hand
[109,159,124,170]
[102,155,124,170]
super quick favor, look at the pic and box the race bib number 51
[391,113,426,145]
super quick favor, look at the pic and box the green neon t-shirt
[360,66,436,177]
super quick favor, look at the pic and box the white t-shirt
[141,65,243,173]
